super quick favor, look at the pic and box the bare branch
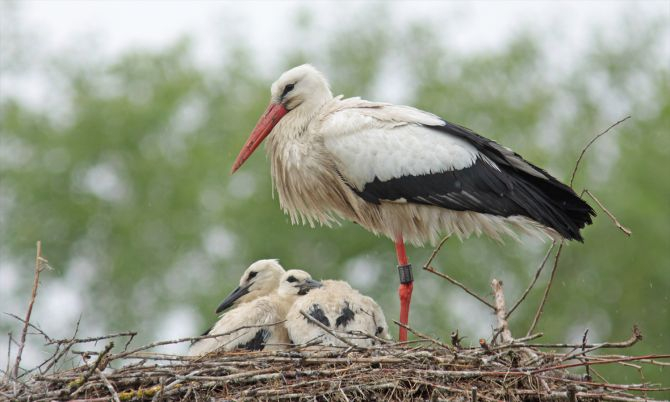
[506,242,555,319]
[424,266,496,310]
[491,279,513,344]
[299,310,361,349]
[422,235,450,269]
[526,241,564,336]
[393,321,454,351]
[13,241,46,379]
[570,115,631,187]
[582,189,632,236]
[69,342,114,398]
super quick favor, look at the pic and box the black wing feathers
[352,120,595,241]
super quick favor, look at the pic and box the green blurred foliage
[1,5,668,390]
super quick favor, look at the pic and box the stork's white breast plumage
[286,279,390,347]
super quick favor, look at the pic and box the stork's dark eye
[247,271,257,281]
[281,83,295,98]
[286,276,297,283]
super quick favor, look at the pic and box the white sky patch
[445,292,495,341]
[565,307,613,343]
[344,255,382,291]
[33,279,83,337]
[153,306,201,355]
[80,162,129,203]
[0,136,34,170]
[199,186,227,212]
[202,225,236,260]
[226,171,257,200]
[164,250,218,298]
[0,258,21,302]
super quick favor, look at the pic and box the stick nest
[4,324,669,402]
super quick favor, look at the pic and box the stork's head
[231,64,333,173]
[277,269,322,298]
[215,259,285,314]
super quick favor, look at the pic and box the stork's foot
[397,264,414,342]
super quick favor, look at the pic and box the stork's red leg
[395,234,413,342]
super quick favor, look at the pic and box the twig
[69,342,114,397]
[3,314,53,343]
[491,279,513,344]
[582,189,632,236]
[423,235,450,269]
[506,242,555,319]
[581,329,592,380]
[560,326,643,361]
[5,333,12,379]
[569,115,631,187]
[96,368,120,402]
[393,321,454,351]
[13,241,46,379]
[44,331,136,346]
[526,241,564,336]
[112,321,285,360]
[532,354,670,375]
[424,266,496,310]
[299,310,361,348]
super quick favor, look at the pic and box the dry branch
[13,241,46,379]
[423,266,496,310]
[570,115,631,187]
[583,189,633,236]
[491,279,513,344]
[526,241,564,336]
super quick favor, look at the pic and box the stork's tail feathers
[510,168,595,242]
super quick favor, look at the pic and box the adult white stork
[231,64,595,341]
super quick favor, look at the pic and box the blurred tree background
[1,1,668,390]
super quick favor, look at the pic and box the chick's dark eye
[247,271,257,280]
[281,83,295,98]
[286,276,297,283]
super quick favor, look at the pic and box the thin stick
[299,311,360,349]
[13,241,46,379]
[96,368,121,402]
[506,242,555,319]
[112,321,286,360]
[69,342,114,397]
[44,331,136,346]
[582,189,632,236]
[423,236,450,269]
[532,354,670,375]
[581,329,592,380]
[424,266,496,310]
[491,279,513,344]
[569,115,631,187]
[560,326,643,361]
[526,241,563,336]
[4,313,53,343]
[5,332,12,379]
[393,321,454,351]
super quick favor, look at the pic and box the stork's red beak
[231,102,288,173]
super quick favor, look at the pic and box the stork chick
[230,64,595,341]
[287,280,390,347]
[189,266,321,356]
[215,259,285,314]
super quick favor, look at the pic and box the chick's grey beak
[216,283,251,314]
[298,279,322,295]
